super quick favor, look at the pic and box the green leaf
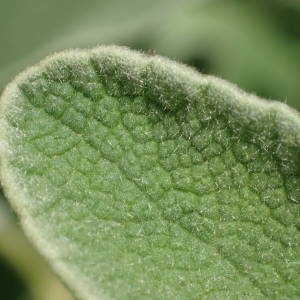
[0,192,72,300]
[0,46,299,299]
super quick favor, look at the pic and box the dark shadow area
[185,56,212,74]
[0,256,31,300]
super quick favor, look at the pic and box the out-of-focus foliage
[0,255,30,300]
[0,1,299,299]
[1,0,300,109]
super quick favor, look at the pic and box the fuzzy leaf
[0,46,299,299]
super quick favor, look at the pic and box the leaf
[0,46,299,299]
[0,192,72,300]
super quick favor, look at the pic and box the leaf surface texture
[0,46,299,299]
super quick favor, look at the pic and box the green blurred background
[1,0,300,299]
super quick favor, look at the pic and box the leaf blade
[0,46,299,299]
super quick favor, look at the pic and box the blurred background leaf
[0,0,299,299]
[1,0,300,109]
